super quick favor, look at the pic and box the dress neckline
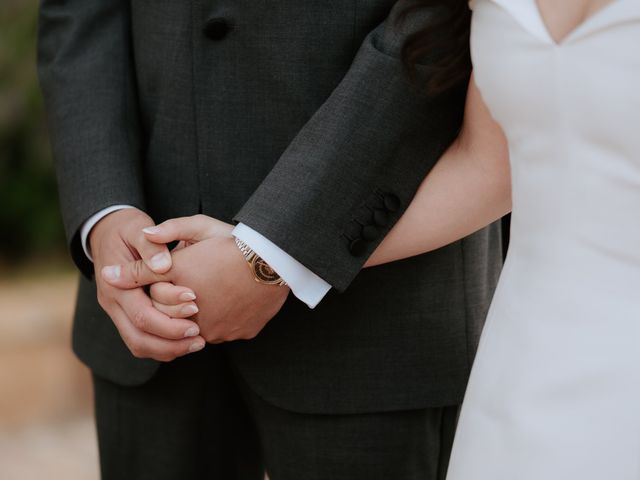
[533,0,618,46]
[487,0,640,47]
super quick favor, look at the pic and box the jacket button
[373,209,390,227]
[349,238,367,257]
[345,223,363,240]
[362,225,380,241]
[203,18,230,40]
[354,206,374,225]
[383,193,401,212]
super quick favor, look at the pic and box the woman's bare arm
[366,76,511,267]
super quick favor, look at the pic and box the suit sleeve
[37,0,146,277]
[234,2,468,292]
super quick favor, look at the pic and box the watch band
[235,238,288,286]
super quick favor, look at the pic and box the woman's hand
[148,281,200,320]
[140,215,235,320]
[142,214,234,250]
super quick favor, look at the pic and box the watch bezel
[249,255,286,285]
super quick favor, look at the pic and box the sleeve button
[373,209,390,227]
[354,206,374,225]
[344,223,363,240]
[383,193,401,212]
[349,238,367,257]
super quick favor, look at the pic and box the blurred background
[1,1,99,478]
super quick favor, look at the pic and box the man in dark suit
[38,1,503,479]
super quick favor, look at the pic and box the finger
[106,303,206,362]
[150,282,196,305]
[142,215,232,245]
[172,240,190,251]
[117,288,201,339]
[134,334,207,362]
[102,258,170,289]
[152,299,199,319]
[129,226,173,274]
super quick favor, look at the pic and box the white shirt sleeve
[232,223,332,309]
[80,205,136,262]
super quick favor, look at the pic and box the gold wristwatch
[235,238,288,286]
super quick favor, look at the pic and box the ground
[0,271,99,480]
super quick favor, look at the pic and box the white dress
[447,1,640,478]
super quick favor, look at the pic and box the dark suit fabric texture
[92,347,263,480]
[237,371,459,480]
[38,0,503,477]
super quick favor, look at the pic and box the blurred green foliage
[0,0,66,263]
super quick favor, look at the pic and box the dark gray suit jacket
[38,0,503,414]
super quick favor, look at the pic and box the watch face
[252,257,282,284]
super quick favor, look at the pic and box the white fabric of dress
[447,1,640,478]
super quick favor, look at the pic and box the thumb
[142,215,233,245]
[101,259,170,289]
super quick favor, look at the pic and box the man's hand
[100,216,291,343]
[90,208,205,360]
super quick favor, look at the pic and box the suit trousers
[93,345,458,480]
[237,372,458,480]
[92,346,263,480]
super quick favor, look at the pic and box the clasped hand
[91,210,289,362]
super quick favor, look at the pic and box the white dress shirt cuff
[232,223,332,309]
[80,205,136,262]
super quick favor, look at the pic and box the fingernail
[179,292,196,302]
[184,326,200,338]
[142,226,161,235]
[102,265,121,281]
[189,340,205,353]
[150,252,171,271]
[182,304,199,316]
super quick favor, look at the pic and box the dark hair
[401,0,472,94]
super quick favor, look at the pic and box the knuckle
[131,349,146,359]
[96,292,107,309]
[132,261,144,284]
[132,309,147,330]
[221,332,237,342]
[241,331,258,341]
[127,341,146,359]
